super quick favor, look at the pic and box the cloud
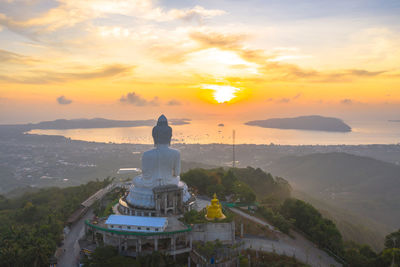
[189,30,272,66]
[277,98,291,103]
[147,29,248,65]
[341,98,353,105]
[189,31,246,50]
[266,93,303,104]
[0,64,134,84]
[347,69,386,77]
[65,64,133,80]
[167,99,182,106]
[57,95,72,105]
[119,92,159,106]
[293,93,302,99]
[320,69,386,82]
[267,97,291,103]
[0,49,40,65]
[148,43,192,64]
[0,1,225,38]
[166,5,226,23]
[189,30,388,83]
[148,29,243,65]
[258,61,386,82]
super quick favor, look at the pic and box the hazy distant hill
[245,115,351,132]
[268,152,400,232]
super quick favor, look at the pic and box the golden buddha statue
[205,193,226,220]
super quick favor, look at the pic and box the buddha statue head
[152,114,172,146]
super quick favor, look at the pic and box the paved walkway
[81,184,113,207]
[231,208,341,267]
[230,207,277,232]
[242,234,341,267]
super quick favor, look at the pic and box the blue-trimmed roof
[105,215,167,228]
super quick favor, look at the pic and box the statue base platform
[120,183,195,217]
[126,186,155,209]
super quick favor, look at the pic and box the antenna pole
[232,130,236,168]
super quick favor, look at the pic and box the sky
[0,0,400,124]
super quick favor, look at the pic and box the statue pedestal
[126,185,155,209]
[125,179,191,210]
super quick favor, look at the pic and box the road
[242,233,341,267]
[57,208,93,267]
[231,208,341,267]
[230,207,277,232]
[57,182,122,266]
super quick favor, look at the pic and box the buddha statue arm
[173,151,181,177]
[141,151,152,180]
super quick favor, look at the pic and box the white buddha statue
[126,115,191,208]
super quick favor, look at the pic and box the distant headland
[245,115,352,132]
[2,118,191,130]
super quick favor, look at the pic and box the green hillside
[182,167,400,266]
[0,179,111,267]
[1,167,399,266]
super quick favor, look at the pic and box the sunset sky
[1,0,400,124]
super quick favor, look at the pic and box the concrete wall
[191,222,235,244]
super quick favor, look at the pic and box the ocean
[28,120,400,145]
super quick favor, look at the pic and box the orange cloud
[0,64,134,84]
[0,49,41,65]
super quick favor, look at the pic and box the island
[245,115,351,132]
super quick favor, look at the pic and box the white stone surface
[126,143,190,208]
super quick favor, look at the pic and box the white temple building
[105,215,168,233]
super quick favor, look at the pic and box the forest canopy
[0,179,111,267]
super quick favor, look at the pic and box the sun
[201,84,240,103]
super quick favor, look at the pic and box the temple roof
[105,215,167,228]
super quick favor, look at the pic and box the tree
[280,198,343,255]
[385,229,400,249]
[0,180,110,267]
[221,170,237,193]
